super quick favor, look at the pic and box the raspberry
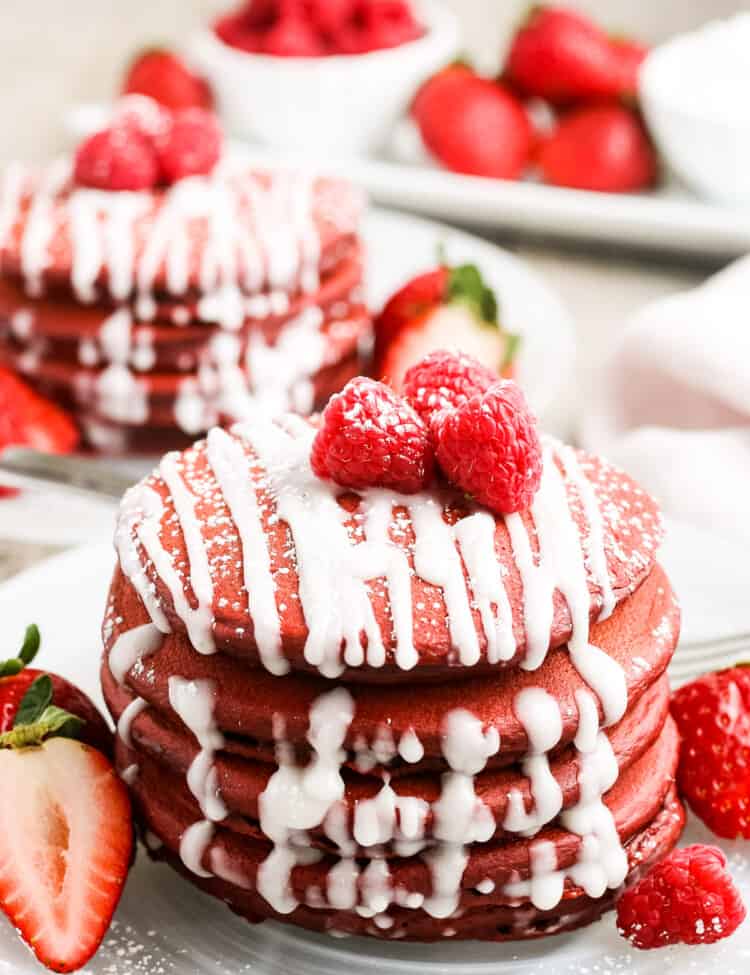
[157,109,223,183]
[262,13,327,56]
[402,349,498,425]
[670,666,750,838]
[311,377,433,494]
[433,380,542,514]
[112,95,172,141]
[616,845,746,950]
[73,127,159,191]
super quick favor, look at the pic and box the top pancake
[114,412,665,682]
[0,158,363,307]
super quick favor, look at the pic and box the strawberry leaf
[447,264,499,326]
[14,674,53,728]
[0,706,84,749]
[18,624,40,666]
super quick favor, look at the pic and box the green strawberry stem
[0,673,85,750]
[0,623,40,677]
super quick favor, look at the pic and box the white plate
[0,544,748,974]
[0,207,574,547]
[236,140,750,262]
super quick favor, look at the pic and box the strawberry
[122,48,213,112]
[374,262,519,392]
[0,650,131,972]
[412,67,532,179]
[538,104,657,193]
[0,625,112,756]
[504,6,646,105]
[671,665,750,839]
[0,368,79,496]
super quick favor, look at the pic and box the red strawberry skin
[414,70,532,179]
[373,267,448,374]
[0,668,112,758]
[123,48,213,112]
[538,104,657,193]
[0,367,79,472]
[617,845,746,949]
[505,6,644,104]
[0,738,132,972]
[671,666,750,839]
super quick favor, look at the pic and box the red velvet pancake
[113,420,665,681]
[102,408,683,943]
[0,159,371,454]
[102,562,677,765]
[0,161,363,302]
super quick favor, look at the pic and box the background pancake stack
[101,414,684,942]
[0,160,369,455]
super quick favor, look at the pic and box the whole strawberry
[413,67,532,179]
[671,665,750,838]
[311,377,434,494]
[122,48,213,112]
[433,379,543,514]
[617,845,746,949]
[402,349,498,426]
[374,261,519,392]
[538,104,657,193]
[505,6,646,105]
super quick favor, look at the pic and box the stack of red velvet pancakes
[101,394,684,942]
[0,158,367,454]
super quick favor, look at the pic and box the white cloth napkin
[583,254,750,544]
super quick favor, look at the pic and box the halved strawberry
[374,262,519,391]
[0,666,132,973]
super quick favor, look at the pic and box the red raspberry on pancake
[402,349,498,426]
[122,48,213,112]
[156,108,224,182]
[433,379,543,514]
[616,845,746,949]
[311,376,434,493]
[0,626,131,972]
[671,665,750,839]
[74,125,160,191]
[374,261,519,392]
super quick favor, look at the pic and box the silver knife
[0,447,139,501]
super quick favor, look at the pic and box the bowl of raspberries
[190,0,458,154]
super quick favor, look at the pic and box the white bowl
[639,13,750,206]
[188,0,459,157]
